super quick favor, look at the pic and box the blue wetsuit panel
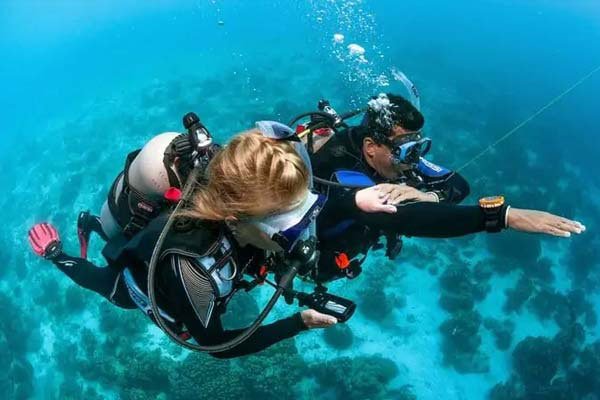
[417,158,451,178]
[334,170,376,187]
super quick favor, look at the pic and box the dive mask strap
[256,120,314,189]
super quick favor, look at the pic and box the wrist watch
[425,191,440,202]
[479,196,508,232]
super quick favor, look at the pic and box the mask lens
[390,137,432,165]
[404,144,421,165]
[418,138,432,157]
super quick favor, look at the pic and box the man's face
[363,125,416,179]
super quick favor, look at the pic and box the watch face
[479,196,505,208]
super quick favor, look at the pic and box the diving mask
[388,132,432,166]
[252,120,325,252]
[249,192,327,253]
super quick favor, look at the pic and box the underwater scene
[1,0,600,399]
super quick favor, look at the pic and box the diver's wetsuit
[50,220,307,359]
[310,126,489,281]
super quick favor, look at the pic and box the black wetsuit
[310,126,491,282]
[51,218,307,359]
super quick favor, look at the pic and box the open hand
[301,309,338,329]
[507,208,586,237]
[375,183,438,205]
[355,185,398,214]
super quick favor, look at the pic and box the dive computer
[479,196,508,233]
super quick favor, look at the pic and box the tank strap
[107,170,127,228]
[109,148,171,238]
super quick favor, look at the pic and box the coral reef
[483,318,515,351]
[439,310,489,373]
[503,274,534,313]
[312,355,399,400]
[323,323,354,350]
[0,293,36,400]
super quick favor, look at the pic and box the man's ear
[363,137,378,157]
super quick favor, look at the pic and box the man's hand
[301,309,338,329]
[507,208,586,237]
[375,183,439,205]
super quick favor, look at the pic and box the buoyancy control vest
[113,213,246,335]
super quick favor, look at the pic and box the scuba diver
[28,119,353,358]
[28,102,584,355]
[288,92,586,282]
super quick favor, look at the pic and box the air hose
[288,107,368,189]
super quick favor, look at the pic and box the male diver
[303,93,585,282]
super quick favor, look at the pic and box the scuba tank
[100,113,218,242]
[101,113,220,265]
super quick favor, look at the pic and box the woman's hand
[376,183,439,205]
[355,184,437,214]
[301,309,338,329]
[507,208,586,237]
[355,185,398,214]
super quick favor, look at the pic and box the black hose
[287,111,336,128]
[146,167,299,352]
[288,107,371,190]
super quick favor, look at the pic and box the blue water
[1,1,600,399]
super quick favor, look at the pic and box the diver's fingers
[556,218,585,234]
[390,192,419,205]
[315,314,337,326]
[545,225,572,238]
[389,194,407,205]
[374,203,398,214]
[301,309,337,328]
[389,189,410,203]
[379,193,391,203]
[376,184,395,198]
[543,216,584,235]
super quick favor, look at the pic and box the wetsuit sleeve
[353,202,487,238]
[51,254,134,306]
[332,187,361,213]
[162,256,308,359]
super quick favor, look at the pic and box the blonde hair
[184,130,309,221]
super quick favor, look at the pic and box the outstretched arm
[184,308,308,359]
[333,185,585,238]
[162,257,336,359]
